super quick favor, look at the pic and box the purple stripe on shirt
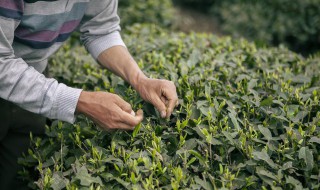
[0,0,24,11]
[15,20,81,42]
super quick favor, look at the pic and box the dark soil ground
[173,6,222,36]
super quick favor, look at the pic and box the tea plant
[20,24,320,190]
[174,0,320,54]
[119,0,174,28]
[210,0,320,54]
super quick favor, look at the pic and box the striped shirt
[0,0,125,123]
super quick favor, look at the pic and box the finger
[152,95,167,118]
[162,89,178,118]
[119,109,144,126]
[161,83,178,102]
[166,97,178,118]
[175,99,179,107]
[160,96,168,106]
[115,95,133,113]
[136,109,143,121]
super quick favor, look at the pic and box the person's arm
[75,0,144,130]
[97,46,179,118]
[76,46,178,131]
[76,0,177,131]
[0,1,81,123]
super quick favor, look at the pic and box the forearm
[0,56,81,123]
[97,45,147,90]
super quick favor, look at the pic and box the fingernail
[131,111,136,116]
[166,109,171,117]
[161,111,166,118]
[137,109,143,115]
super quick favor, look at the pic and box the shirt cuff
[51,84,82,123]
[85,31,126,60]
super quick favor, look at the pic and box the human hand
[76,91,143,130]
[134,78,179,118]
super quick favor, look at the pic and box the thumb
[115,95,133,113]
[152,95,167,118]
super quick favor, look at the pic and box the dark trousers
[0,98,46,190]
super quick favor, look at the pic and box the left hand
[135,78,179,118]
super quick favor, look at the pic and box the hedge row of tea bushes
[212,0,320,55]
[20,24,320,190]
[174,0,320,55]
[118,0,174,28]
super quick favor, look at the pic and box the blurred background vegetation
[118,0,320,56]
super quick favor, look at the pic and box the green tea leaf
[51,173,69,190]
[309,137,320,144]
[228,112,240,131]
[256,167,278,186]
[222,131,236,146]
[258,125,272,141]
[132,123,142,138]
[285,176,303,189]
[260,96,273,106]
[252,151,277,168]
[73,166,103,187]
[189,150,206,164]
[298,147,314,171]
[194,176,214,190]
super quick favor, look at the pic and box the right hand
[76,91,143,130]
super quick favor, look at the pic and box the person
[0,0,179,189]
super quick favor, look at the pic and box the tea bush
[174,0,320,54]
[211,0,320,54]
[20,24,320,190]
[118,0,174,28]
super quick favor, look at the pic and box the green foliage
[118,0,174,28]
[174,0,320,54]
[211,0,320,54]
[20,24,320,189]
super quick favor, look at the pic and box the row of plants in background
[173,0,320,55]
[118,0,174,29]
[20,24,320,189]
[211,0,320,55]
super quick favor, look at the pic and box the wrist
[76,91,92,115]
[131,72,148,92]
